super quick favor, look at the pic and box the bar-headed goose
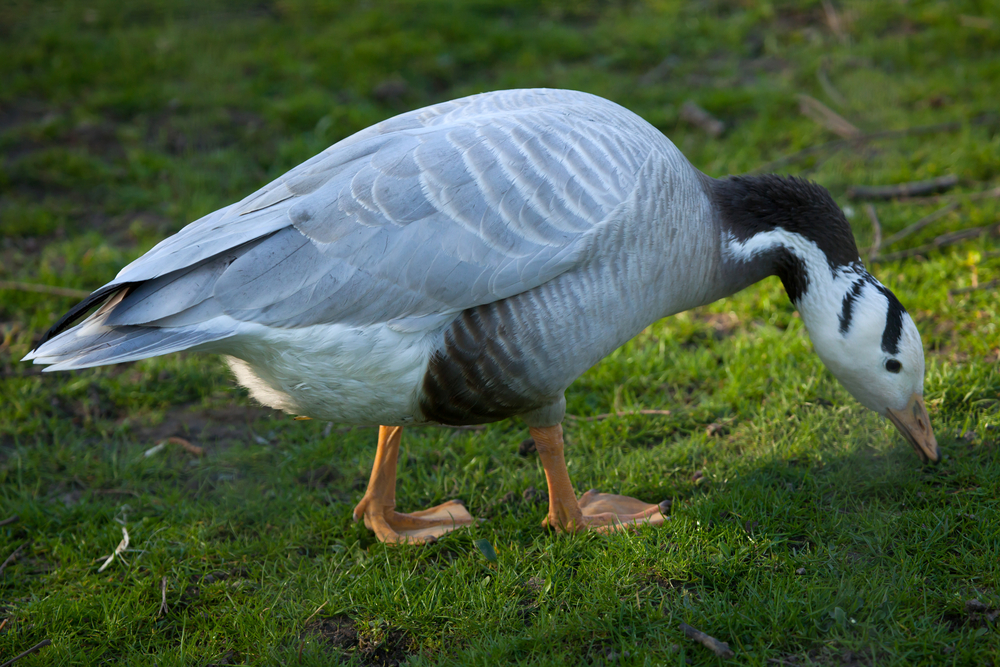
[26,89,938,544]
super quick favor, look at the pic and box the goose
[25,89,939,544]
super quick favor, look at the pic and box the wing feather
[32,90,672,366]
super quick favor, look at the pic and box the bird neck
[706,173,866,340]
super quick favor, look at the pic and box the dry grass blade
[97,526,130,573]
[0,515,19,527]
[848,175,959,200]
[142,442,166,457]
[797,94,859,139]
[0,542,30,577]
[950,278,998,295]
[159,577,168,617]
[882,202,960,247]
[0,639,53,667]
[0,281,91,299]
[679,622,734,658]
[821,0,847,43]
[864,204,881,262]
[302,600,328,626]
[871,223,1000,263]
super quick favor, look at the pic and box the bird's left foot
[353,498,475,545]
[529,423,670,534]
[353,425,476,545]
[542,489,669,533]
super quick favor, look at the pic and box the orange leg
[530,423,668,533]
[353,425,475,545]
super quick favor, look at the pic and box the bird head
[712,174,938,463]
[804,270,939,463]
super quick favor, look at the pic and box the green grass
[1,0,999,664]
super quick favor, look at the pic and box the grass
[1,0,998,664]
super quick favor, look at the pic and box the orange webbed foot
[353,497,475,545]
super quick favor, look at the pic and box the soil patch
[306,616,417,666]
[133,403,279,454]
[941,599,1000,630]
[766,646,880,666]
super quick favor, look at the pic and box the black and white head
[712,175,939,462]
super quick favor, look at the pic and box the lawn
[1,0,998,664]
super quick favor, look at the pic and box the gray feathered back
[29,89,676,369]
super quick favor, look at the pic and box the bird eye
[885,359,902,373]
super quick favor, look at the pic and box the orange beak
[886,393,939,463]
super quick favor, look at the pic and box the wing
[29,89,665,367]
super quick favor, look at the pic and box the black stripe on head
[838,278,866,334]
[864,274,905,354]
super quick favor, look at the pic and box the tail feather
[25,251,248,370]
[25,306,237,371]
[37,327,232,371]
[32,282,134,349]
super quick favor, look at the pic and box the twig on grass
[881,202,960,247]
[0,619,7,633]
[97,527,130,573]
[92,489,140,497]
[565,409,673,423]
[864,204,881,262]
[848,175,959,200]
[638,56,677,85]
[159,577,168,617]
[679,101,725,137]
[0,515,19,527]
[950,279,998,295]
[0,542,29,577]
[797,94,859,139]
[871,223,1000,263]
[165,436,204,456]
[679,622,734,659]
[0,281,90,299]
[898,185,1000,205]
[959,15,995,29]
[817,60,848,108]
[758,116,994,172]
[0,639,53,667]
[144,437,204,458]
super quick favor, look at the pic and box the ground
[1,0,999,665]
